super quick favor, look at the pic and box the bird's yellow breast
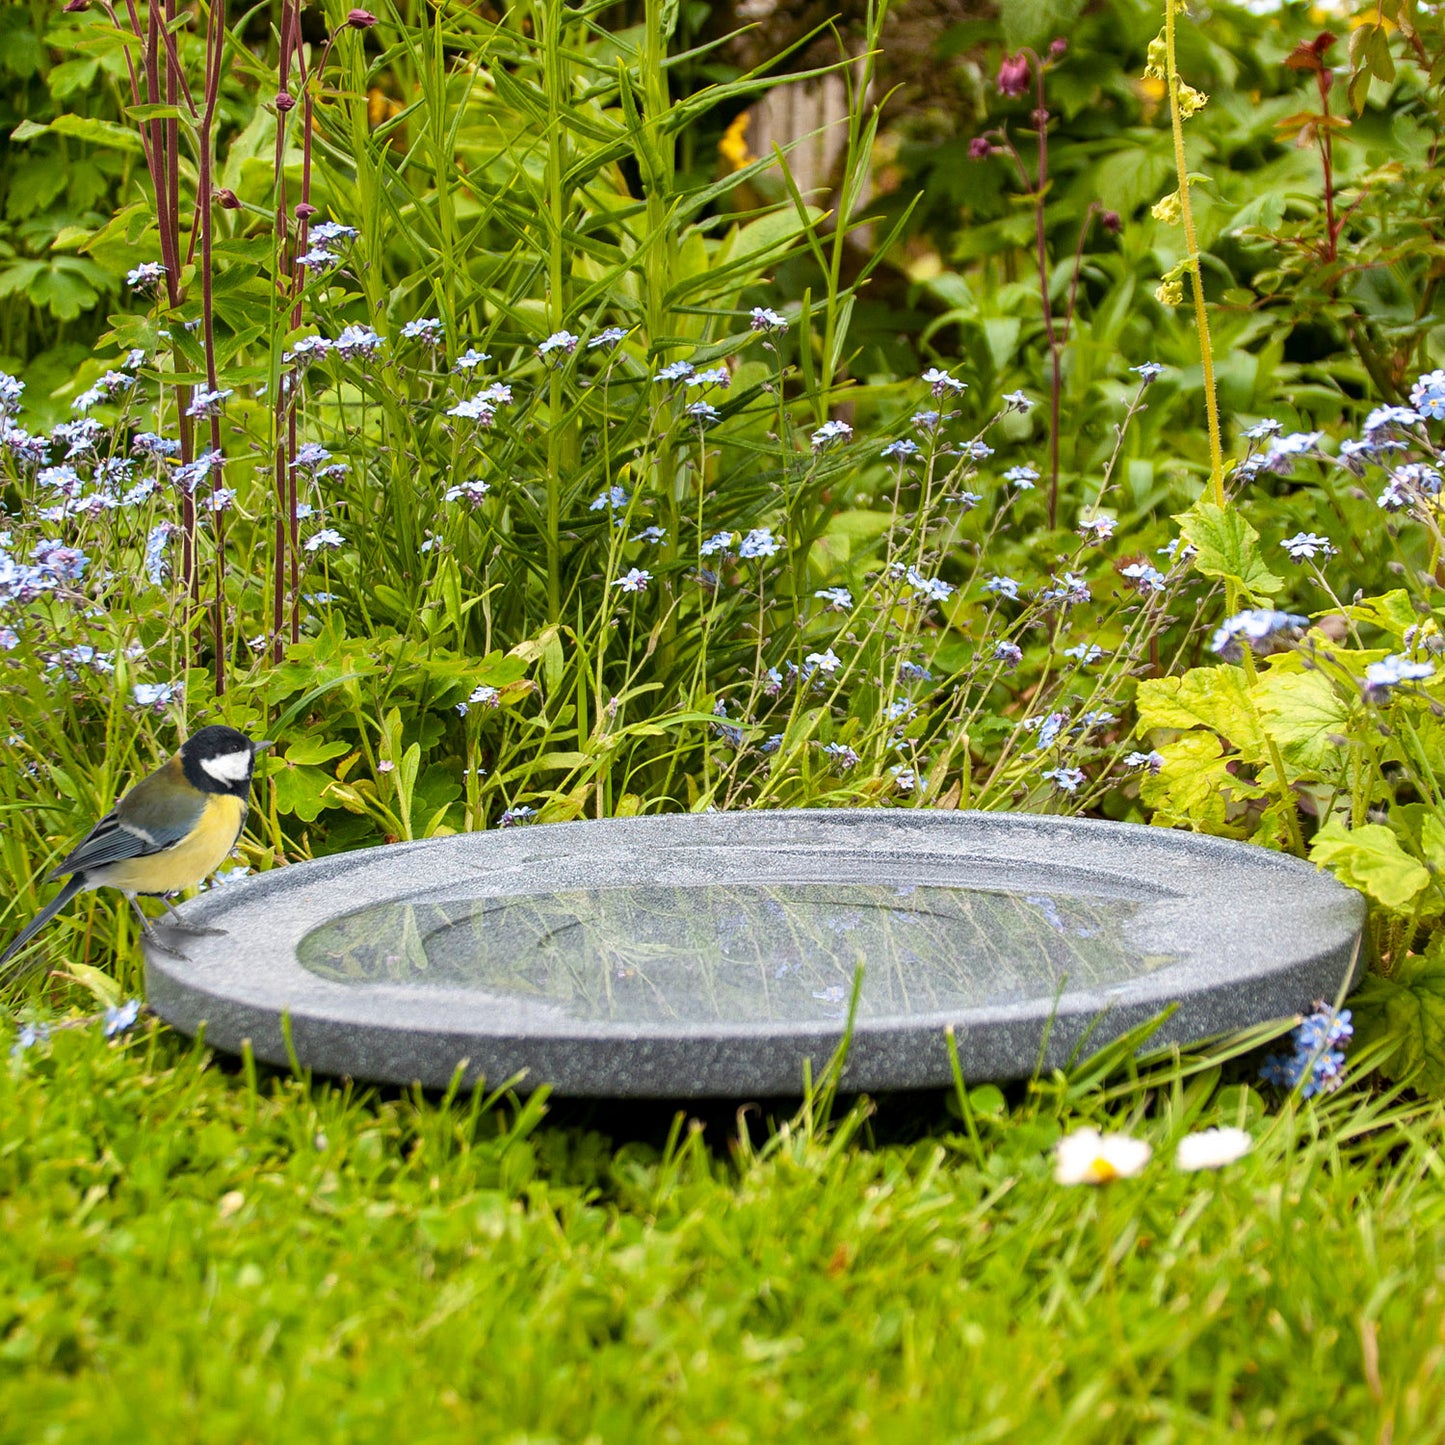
[101,794,246,896]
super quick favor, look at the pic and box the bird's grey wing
[48,793,205,879]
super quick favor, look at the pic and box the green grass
[3,1016,1443,1443]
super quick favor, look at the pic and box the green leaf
[1309,819,1430,913]
[1351,949,1445,1095]
[1175,501,1283,600]
[1001,0,1083,50]
[1254,669,1351,775]
[46,114,145,153]
[1138,732,1262,835]
[1343,589,1420,642]
[48,58,101,100]
[270,765,336,823]
[56,961,123,1010]
[281,738,351,768]
[1136,666,1267,762]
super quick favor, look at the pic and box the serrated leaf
[1309,818,1430,913]
[1254,668,1351,774]
[1351,950,1445,1094]
[1136,666,1267,762]
[1175,501,1283,600]
[1343,588,1420,641]
[1139,732,1262,835]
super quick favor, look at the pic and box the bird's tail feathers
[0,875,86,982]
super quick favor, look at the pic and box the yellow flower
[1176,81,1208,119]
[719,113,754,173]
[1155,278,1184,306]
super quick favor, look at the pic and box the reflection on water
[298,883,1174,1024]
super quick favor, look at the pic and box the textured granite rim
[144,810,1366,1098]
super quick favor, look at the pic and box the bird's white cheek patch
[200,750,252,784]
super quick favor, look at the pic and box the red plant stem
[1317,70,1338,263]
[270,0,299,664]
[1025,52,1062,529]
[197,0,227,692]
[1062,203,1099,348]
[134,0,197,612]
[290,37,324,646]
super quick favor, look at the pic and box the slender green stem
[1164,0,1224,508]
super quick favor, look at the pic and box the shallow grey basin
[145,810,1365,1097]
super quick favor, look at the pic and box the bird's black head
[180,725,262,797]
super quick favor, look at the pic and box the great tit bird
[0,725,268,980]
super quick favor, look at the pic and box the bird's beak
[255,739,276,753]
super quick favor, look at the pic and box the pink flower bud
[275,91,296,113]
[997,52,1030,98]
[215,188,241,210]
[294,201,318,219]
[1049,37,1068,59]
[345,7,379,26]
[968,136,993,160]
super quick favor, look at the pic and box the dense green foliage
[4,1023,1445,1442]
[6,0,1445,1431]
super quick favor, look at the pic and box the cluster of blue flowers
[10,998,142,1058]
[1259,1003,1353,1097]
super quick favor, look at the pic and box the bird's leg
[159,895,227,938]
[128,896,191,961]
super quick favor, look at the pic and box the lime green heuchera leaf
[1139,732,1264,835]
[1350,949,1445,1096]
[1175,500,1284,601]
[1342,589,1420,642]
[1253,669,1352,776]
[1309,818,1430,914]
[1136,666,1267,763]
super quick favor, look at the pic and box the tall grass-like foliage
[7,0,1445,1099]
